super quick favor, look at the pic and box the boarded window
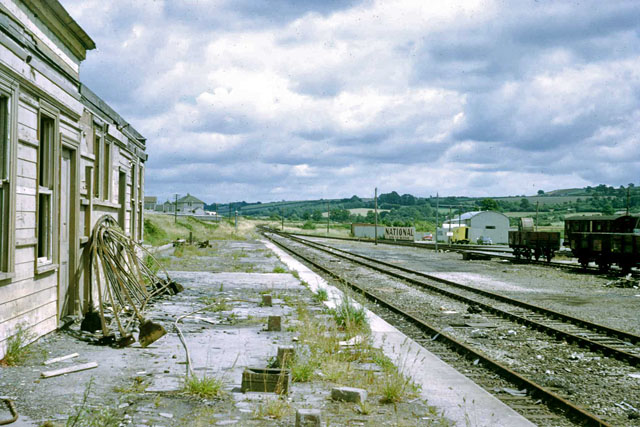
[485,225,496,229]
[37,114,55,261]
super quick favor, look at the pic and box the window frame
[0,78,17,278]
[36,106,59,267]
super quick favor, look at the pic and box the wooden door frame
[58,137,79,321]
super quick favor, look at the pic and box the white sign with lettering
[384,227,415,241]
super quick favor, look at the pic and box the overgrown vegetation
[0,325,33,366]
[66,379,120,427]
[184,374,225,399]
[253,397,291,420]
[314,288,329,302]
[329,297,368,334]
[143,213,254,247]
[290,302,420,406]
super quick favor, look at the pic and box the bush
[302,221,315,230]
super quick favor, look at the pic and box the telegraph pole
[448,205,452,246]
[374,187,378,246]
[326,201,330,236]
[435,193,439,252]
[174,194,178,224]
[235,210,238,232]
[535,201,540,231]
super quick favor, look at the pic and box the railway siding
[264,229,640,426]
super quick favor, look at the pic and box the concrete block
[261,294,272,306]
[267,315,281,331]
[277,346,295,367]
[241,367,290,394]
[296,408,325,427]
[330,386,367,403]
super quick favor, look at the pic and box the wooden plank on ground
[41,362,98,378]
[44,352,79,365]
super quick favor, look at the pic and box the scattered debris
[339,336,365,346]
[261,294,273,307]
[499,387,527,397]
[41,362,98,379]
[467,304,483,314]
[241,367,291,394]
[605,274,639,288]
[85,216,176,348]
[296,408,324,427]
[0,399,18,425]
[267,316,281,331]
[43,353,79,365]
[331,386,367,404]
[615,401,638,413]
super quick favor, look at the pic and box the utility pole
[435,193,439,252]
[174,194,178,224]
[235,210,238,232]
[374,187,378,246]
[535,201,540,231]
[627,187,631,216]
[448,205,452,246]
[281,210,284,231]
[327,201,330,236]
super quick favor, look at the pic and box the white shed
[442,211,509,244]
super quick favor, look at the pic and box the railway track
[287,231,639,275]
[261,227,640,426]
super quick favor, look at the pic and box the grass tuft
[184,374,225,399]
[272,266,287,273]
[314,288,328,302]
[253,397,291,420]
[329,297,368,335]
[0,325,33,366]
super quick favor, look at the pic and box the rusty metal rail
[262,229,611,426]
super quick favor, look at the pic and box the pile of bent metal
[81,215,182,348]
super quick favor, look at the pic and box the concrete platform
[263,240,535,427]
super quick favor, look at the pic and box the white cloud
[60,0,640,202]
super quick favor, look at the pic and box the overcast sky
[60,0,640,204]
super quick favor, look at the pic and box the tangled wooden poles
[87,215,173,347]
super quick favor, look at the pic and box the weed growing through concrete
[0,324,33,366]
[199,296,230,312]
[253,397,291,420]
[184,374,225,399]
[113,376,148,394]
[329,297,368,335]
[272,265,287,273]
[291,269,300,279]
[66,378,120,427]
[314,287,329,302]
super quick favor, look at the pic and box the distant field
[348,208,389,215]
[494,195,592,205]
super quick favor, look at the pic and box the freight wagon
[564,215,640,272]
[508,218,561,262]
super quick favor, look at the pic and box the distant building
[144,196,157,211]
[177,193,205,213]
[438,211,509,244]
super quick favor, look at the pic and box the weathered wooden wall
[0,0,146,360]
